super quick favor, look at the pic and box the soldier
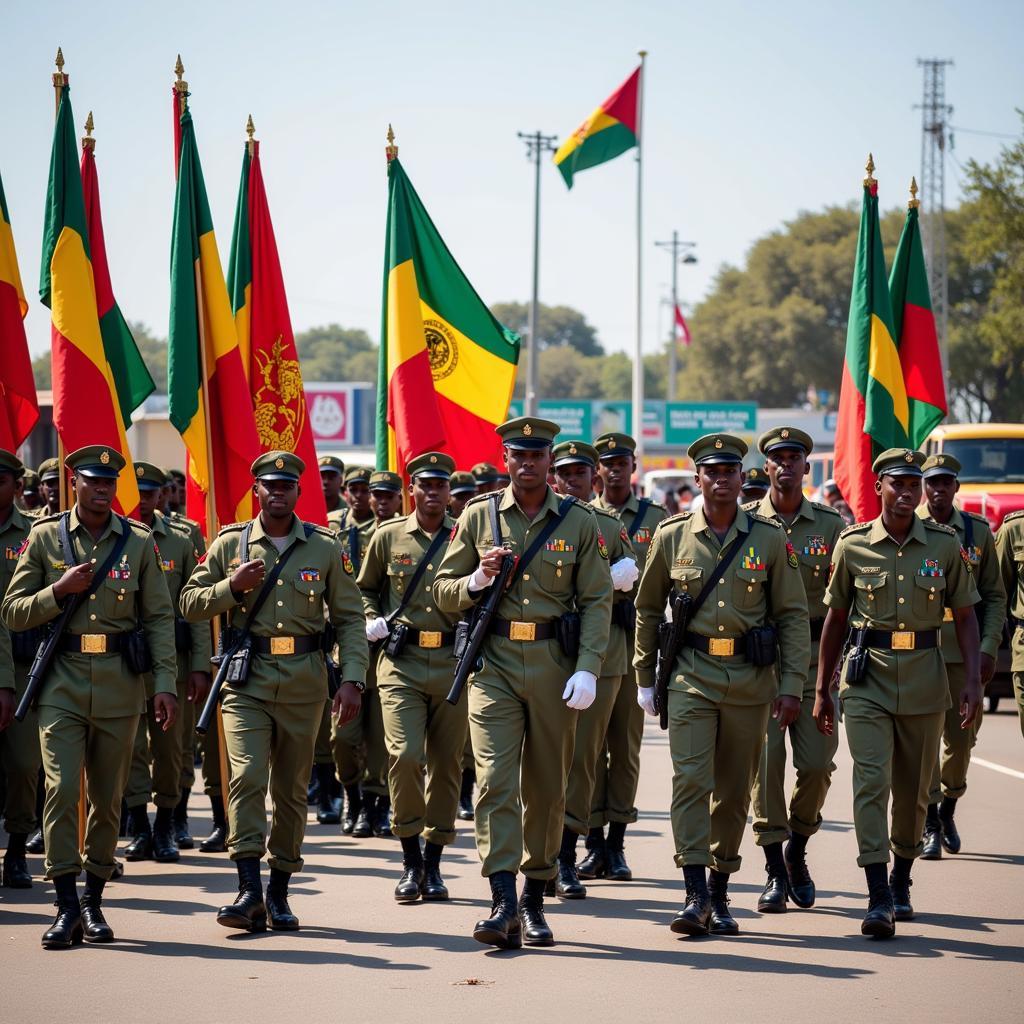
[995,510,1024,739]
[550,441,638,899]
[369,470,404,523]
[449,471,478,519]
[434,417,612,949]
[38,458,61,516]
[634,433,809,937]
[740,467,770,504]
[122,464,211,863]
[318,455,346,515]
[0,450,42,889]
[19,469,43,513]
[180,451,368,932]
[471,462,502,495]
[916,454,1004,858]
[2,445,178,948]
[165,469,187,515]
[815,448,981,939]
[584,432,669,881]
[329,465,374,535]
[746,428,844,912]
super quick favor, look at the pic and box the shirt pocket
[733,567,767,610]
[292,576,326,621]
[912,573,946,621]
[386,562,409,599]
[670,566,704,594]
[540,549,576,594]
[853,572,889,620]
[101,574,139,623]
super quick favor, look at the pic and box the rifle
[654,590,692,731]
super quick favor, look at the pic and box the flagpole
[633,50,647,473]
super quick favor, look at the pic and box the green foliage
[490,301,604,357]
[294,324,378,383]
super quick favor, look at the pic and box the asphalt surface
[2,708,1022,1023]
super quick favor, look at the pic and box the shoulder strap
[62,513,133,604]
[238,529,304,634]
[239,522,251,564]
[387,525,451,624]
[962,511,974,553]
[690,529,747,620]
[628,498,652,539]
[348,524,362,575]
[487,492,502,547]
[509,495,576,587]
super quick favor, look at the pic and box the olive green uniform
[434,486,613,879]
[180,514,368,872]
[915,505,1004,802]
[995,510,1024,739]
[825,515,979,865]
[634,507,810,872]
[2,510,177,880]
[748,496,843,845]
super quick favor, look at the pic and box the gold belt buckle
[80,634,106,654]
[270,636,295,655]
[419,631,442,649]
[942,607,954,623]
[708,637,735,656]
[509,621,537,642]
[891,631,916,651]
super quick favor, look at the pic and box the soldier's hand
[470,547,513,591]
[979,653,996,686]
[153,692,178,732]
[959,677,983,729]
[187,671,211,705]
[0,689,14,731]
[332,681,362,725]
[53,562,94,599]
[812,689,835,736]
[230,559,266,594]
[772,694,801,731]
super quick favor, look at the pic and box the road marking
[973,757,1024,781]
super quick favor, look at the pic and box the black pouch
[124,626,153,675]
[744,625,778,667]
[225,636,253,685]
[452,617,473,662]
[844,643,869,685]
[557,612,582,658]
[611,602,637,631]
[11,628,41,665]
[174,617,192,652]
[384,622,409,658]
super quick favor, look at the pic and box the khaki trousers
[927,663,981,803]
[588,670,644,827]
[564,674,622,835]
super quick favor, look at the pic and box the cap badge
[430,455,438,463]
[937,455,945,465]
[136,465,144,478]
[714,438,723,449]
[781,429,790,439]
[523,423,533,437]
[100,450,111,465]
[904,451,914,463]
[569,444,577,455]
[275,457,285,469]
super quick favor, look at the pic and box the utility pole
[518,130,558,415]
[653,231,697,402]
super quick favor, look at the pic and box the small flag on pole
[674,304,691,347]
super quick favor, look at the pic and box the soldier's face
[0,471,16,512]
[697,463,742,506]
[449,493,469,517]
[554,463,594,501]
[764,447,808,491]
[347,481,370,516]
[137,487,160,520]
[598,454,634,495]
[876,473,922,516]
[40,480,58,508]
[411,477,450,516]
[924,474,959,515]
[74,473,115,513]
[503,446,551,489]
[255,478,299,518]
[371,488,402,521]
[321,470,343,502]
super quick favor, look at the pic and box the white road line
[973,757,1024,781]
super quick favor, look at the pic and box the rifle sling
[628,498,652,540]
[58,511,132,612]
[385,525,450,625]
[505,494,576,589]
[686,528,748,623]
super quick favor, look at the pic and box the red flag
[674,304,691,347]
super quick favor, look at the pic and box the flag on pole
[553,66,641,189]
[228,130,327,525]
[889,180,947,446]
[40,84,139,515]
[834,157,909,523]
[377,152,520,474]
[168,100,260,533]
[674,304,691,347]
[0,168,38,449]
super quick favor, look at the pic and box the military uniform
[996,509,1024,739]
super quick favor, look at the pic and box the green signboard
[664,402,757,446]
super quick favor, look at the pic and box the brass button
[747,586,753,593]
[117,595,123,602]
[90,594,96,601]
[786,529,792,535]
[309,589,315,596]
[556,569,562,578]
[120,588,126,594]
[867,584,873,592]
[91,558,97,565]
[718,625,725,632]
[930,586,936,593]
[868,595,875,602]
[90,613,97,620]
[898,575,904,581]
[523,573,530,581]
[427,564,433,571]
[719,578,725,585]
[277,579,283,586]
[277,600,283,607]
[928,594,935,601]
[899,622,906,629]
[898,597,905,604]
[718,600,725,607]
[523,598,530,605]
[425,606,432,613]
[399,571,405,577]
[557,560,563,567]
[277,622,284,629]
[897,551,903,558]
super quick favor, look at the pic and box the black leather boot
[306,765,320,805]
[421,841,449,901]
[576,826,607,880]
[341,785,362,836]
[939,796,961,854]
[889,855,915,921]
[457,767,475,821]
[372,794,394,837]
[315,763,341,825]
[605,821,632,881]
[708,869,739,935]
[556,826,586,899]
[784,832,816,908]
[757,842,788,913]
[519,877,554,946]
[395,836,424,902]
[200,796,228,853]
[2,833,33,888]
[352,793,375,838]
[80,872,114,943]
[861,863,895,939]
[265,867,300,930]
[670,865,712,936]
[41,873,82,949]
[174,788,194,850]
[153,807,181,863]
[217,857,266,931]
[124,805,153,861]
[473,871,522,949]
[921,803,942,860]
[26,827,45,855]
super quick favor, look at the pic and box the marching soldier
[369,470,404,523]
[448,471,478,519]
[319,455,346,515]
[38,458,61,516]
[2,445,178,948]
[471,462,502,495]
[434,417,612,949]
[916,454,1004,857]
[180,451,368,932]
[995,509,1024,739]
[815,448,981,939]
[747,427,844,912]
[633,433,809,937]
[19,468,43,513]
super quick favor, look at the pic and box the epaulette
[922,520,956,536]
[218,521,248,535]
[171,512,202,529]
[741,500,761,513]
[309,523,337,539]
[29,512,62,529]
[1001,509,1024,525]
[463,491,495,510]
[812,501,844,518]
[748,512,782,529]
[963,510,991,525]
[839,521,872,539]
[647,499,668,511]
[658,511,692,528]
[126,517,152,535]
[590,504,620,524]
[165,516,193,535]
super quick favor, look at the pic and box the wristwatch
[345,679,366,693]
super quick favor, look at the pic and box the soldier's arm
[994,525,1017,615]
[1,529,62,631]
[633,527,672,688]
[976,525,1006,661]
[573,509,613,677]
[139,534,178,696]
[356,528,388,620]
[433,512,483,614]
[765,528,811,700]
[817,537,853,690]
[182,542,213,672]
[179,535,237,623]
[944,533,980,610]
[0,622,12,691]
[326,541,370,683]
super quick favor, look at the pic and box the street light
[654,232,698,402]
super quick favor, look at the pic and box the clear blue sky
[4,0,1022,362]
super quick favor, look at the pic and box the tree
[491,301,604,356]
[294,324,378,384]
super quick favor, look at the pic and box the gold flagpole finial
[53,47,68,115]
[82,110,95,151]
[175,54,184,82]
[638,49,648,59]
[246,114,256,156]
[55,47,65,73]
[908,176,920,209]
[386,124,398,164]
[174,54,189,115]
[863,153,876,188]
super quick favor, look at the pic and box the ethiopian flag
[377,156,520,474]
[834,162,909,522]
[554,66,641,189]
[0,168,38,450]
[889,193,946,446]
[40,85,138,516]
[168,100,259,533]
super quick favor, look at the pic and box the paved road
[2,710,1022,1023]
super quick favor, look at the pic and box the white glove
[562,671,597,711]
[637,687,657,717]
[609,556,639,592]
[469,564,496,591]
[365,617,390,642]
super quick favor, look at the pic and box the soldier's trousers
[179,691,196,791]
[470,659,577,880]
[331,682,389,796]
[1014,673,1024,740]
[843,697,944,865]
[201,717,223,799]
[928,663,981,803]
[126,680,187,809]
[668,690,770,873]
[378,649,468,846]
[565,674,622,835]
[588,667,644,827]
[37,705,138,880]
[221,690,322,873]
[0,694,40,834]
[313,703,333,766]
[462,733,474,771]
[751,685,838,845]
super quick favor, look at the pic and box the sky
[4,0,1023,364]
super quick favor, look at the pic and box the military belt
[59,632,131,655]
[860,628,939,652]
[250,634,323,656]
[492,617,558,642]
[684,632,747,660]
[407,628,456,649]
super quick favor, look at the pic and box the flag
[40,85,138,515]
[834,161,909,522]
[554,66,641,189]
[168,100,260,533]
[0,168,38,449]
[377,156,520,474]
[889,189,947,446]
[227,136,327,525]
[674,304,691,347]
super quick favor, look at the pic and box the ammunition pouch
[124,626,154,675]
[611,602,636,631]
[384,622,410,659]
[744,625,778,668]
[174,617,192,652]
[556,612,582,658]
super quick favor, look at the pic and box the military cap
[471,461,501,483]
[872,448,925,478]
[318,455,345,476]
[687,433,747,466]
[495,473,511,485]
[65,445,125,479]
[496,416,560,451]
[552,440,598,469]
[38,457,61,482]
[741,467,770,492]
[252,450,305,482]
[167,468,186,483]
[369,469,404,492]
[449,471,477,495]
[344,464,372,486]
[922,452,961,480]
[22,468,39,490]
[759,425,814,456]
[0,449,25,478]
[408,452,455,480]
[133,462,167,491]
[593,432,637,460]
